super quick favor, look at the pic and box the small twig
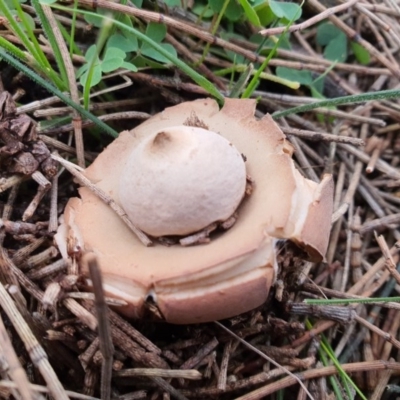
[354,314,400,351]
[48,174,59,233]
[0,175,24,194]
[86,255,114,400]
[0,183,19,245]
[22,184,50,222]
[281,126,365,146]
[51,154,152,246]
[11,237,46,265]
[26,258,68,280]
[41,111,150,134]
[307,0,400,79]
[370,359,394,400]
[114,368,202,380]
[235,361,400,400]
[0,380,100,400]
[179,338,219,370]
[0,282,69,400]
[375,233,400,285]
[0,314,39,400]
[217,340,232,391]
[108,308,162,354]
[288,303,356,324]
[361,213,400,234]
[65,292,127,307]
[40,3,85,167]
[149,377,189,400]
[63,298,98,331]
[260,0,358,36]
[214,321,315,400]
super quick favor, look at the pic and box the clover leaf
[269,1,302,22]
[139,23,177,64]
[317,22,347,63]
[77,43,138,88]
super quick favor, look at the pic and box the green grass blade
[318,346,346,400]
[47,4,225,104]
[69,0,79,57]
[10,0,53,70]
[0,48,118,138]
[306,320,367,400]
[0,36,65,88]
[196,0,230,66]
[0,36,30,62]
[273,88,400,119]
[83,17,113,109]
[31,0,69,88]
[229,64,253,98]
[241,2,304,99]
[321,336,366,400]
[0,1,38,60]
[304,296,400,306]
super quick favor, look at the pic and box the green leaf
[101,57,124,73]
[311,75,325,95]
[84,44,98,62]
[254,3,275,26]
[79,64,102,87]
[145,22,167,43]
[269,1,302,21]
[310,85,325,99]
[225,0,243,21]
[192,3,214,18]
[351,41,370,65]
[316,22,342,46]
[130,0,143,6]
[47,4,224,103]
[238,0,261,26]
[121,61,138,72]
[84,7,109,28]
[10,9,35,31]
[141,42,177,63]
[103,46,126,60]
[76,63,89,78]
[107,33,138,53]
[38,0,57,4]
[208,0,224,12]
[324,33,347,62]
[6,0,26,5]
[276,66,313,85]
[164,0,181,5]
[221,32,246,63]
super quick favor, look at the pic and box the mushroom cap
[118,125,247,237]
[55,98,333,324]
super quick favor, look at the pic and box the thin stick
[260,0,358,36]
[114,368,202,380]
[0,282,69,400]
[48,174,59,233]
[214,321,314,400]
[281,126,365,146]
[0,380,101,399]
[217,340,232,391]
[307,0,400,79]
[0,314,38,400]
[361,213,400,233]
[87,255,114,400]
[51,154,152,246]
[235,361,400,400]
[40,4,85,167]
[375,233,400,285]
[354,314,400,351]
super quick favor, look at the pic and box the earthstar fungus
[55,98,334,324]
